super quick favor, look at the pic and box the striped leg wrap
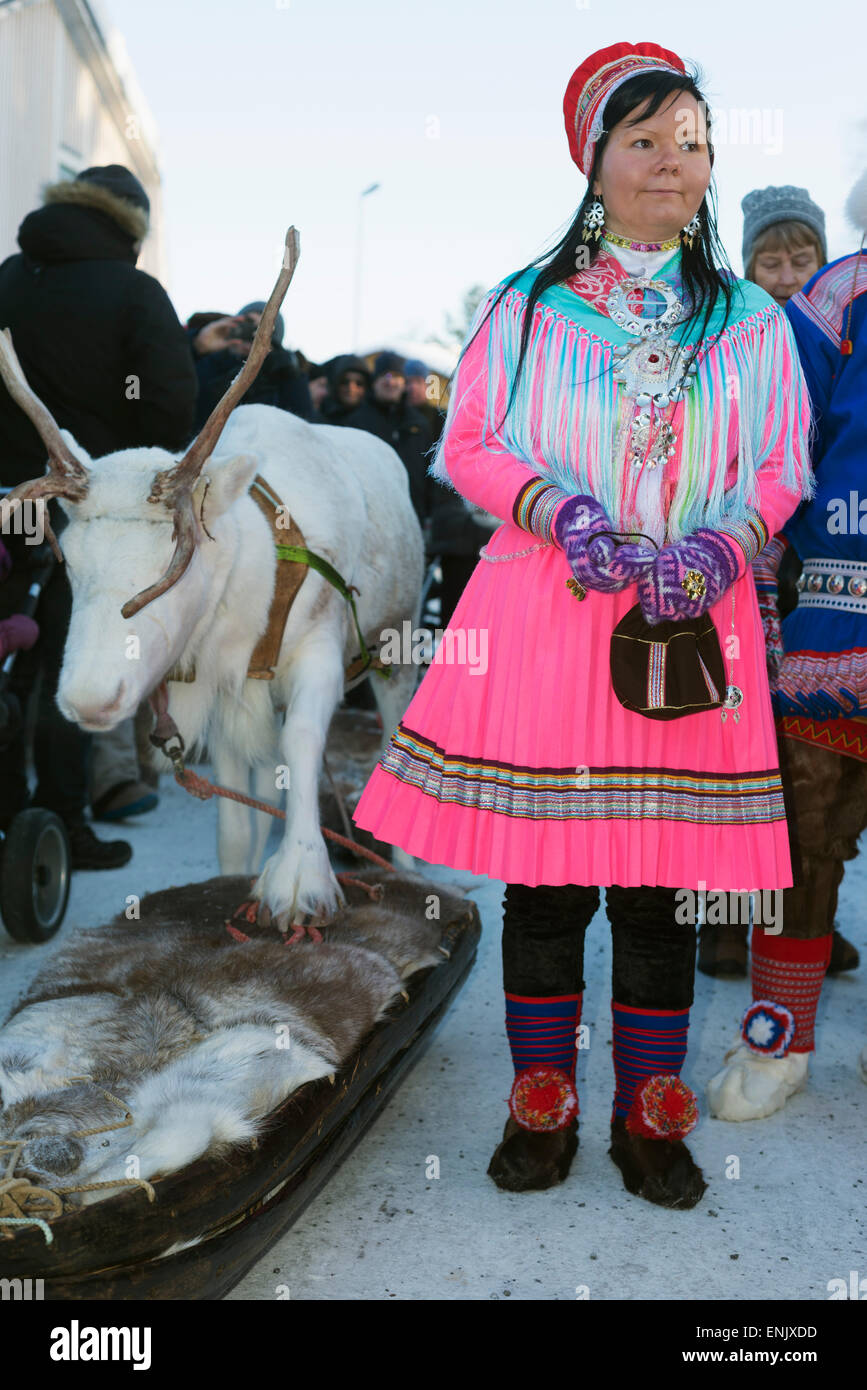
[504,992,583,1080]
[504,993,583,1131]
[611,1002,690,1119]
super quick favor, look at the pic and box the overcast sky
[102,0,866,363]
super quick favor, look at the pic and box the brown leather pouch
[611,603,726,721]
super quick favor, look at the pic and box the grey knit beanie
[741,186,827,270]
[237,300,284,347]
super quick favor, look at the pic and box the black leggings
[502,883,696,1011]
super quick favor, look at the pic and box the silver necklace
[606,275,700,470]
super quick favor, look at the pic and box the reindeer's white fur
[56,405,423,923]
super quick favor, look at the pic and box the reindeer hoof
[274,911,325,945]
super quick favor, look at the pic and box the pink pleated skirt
[353,522,794,890]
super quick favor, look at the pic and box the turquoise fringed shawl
[431,251,814,543]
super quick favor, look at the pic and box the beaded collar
[602,230,680,253]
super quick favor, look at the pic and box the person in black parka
[340,352,434,538]
[0,165,197,868]
[0,166,197,483]
[187,300,313,429]
[319,354,372,426]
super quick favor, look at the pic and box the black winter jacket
[189,335,313,430]
[340,394,435,527]
[0,202,197,487]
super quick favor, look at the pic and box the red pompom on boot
[509,1066,579,1132]
[625,1074,699,1141]
[610,1075,706,1209]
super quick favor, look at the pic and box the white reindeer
[0,230,423,933]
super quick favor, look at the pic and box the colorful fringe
[750,930,832,1053]
[505,992,583,1080]
[431,255,813,547]
[611,1002,690,1119]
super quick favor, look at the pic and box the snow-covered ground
[1,766,864,1302]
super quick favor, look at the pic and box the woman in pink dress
[353,41,813,1207]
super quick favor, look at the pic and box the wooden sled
[0,869,481,1301]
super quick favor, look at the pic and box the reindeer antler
[0,328,89,559]
[121,226,301,619]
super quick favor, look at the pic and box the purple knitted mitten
[637,529,739,622]
[554,496,657,594]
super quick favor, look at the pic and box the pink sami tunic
[353,251,812,891]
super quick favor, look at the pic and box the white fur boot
[707,1038,810,1121]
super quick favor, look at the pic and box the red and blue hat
[563,41,687,176]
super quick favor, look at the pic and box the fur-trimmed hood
[42,177,149,243]
[845,170,867,234]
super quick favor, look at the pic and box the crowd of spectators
[0,164,491,873]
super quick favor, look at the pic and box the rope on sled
[0,1140,64,1239]
[0,1084,157,1240]
[0,1216,55,1244]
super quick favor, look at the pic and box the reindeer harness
[166,473,391,687]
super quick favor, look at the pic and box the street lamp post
[352,182,380,352]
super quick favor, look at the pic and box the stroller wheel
[0,808,70,942]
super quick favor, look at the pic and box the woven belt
[795,558,867,613]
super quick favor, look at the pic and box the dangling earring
[582,195,605,244]
[680,213,702,250]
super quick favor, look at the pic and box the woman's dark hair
[468,68,735,427]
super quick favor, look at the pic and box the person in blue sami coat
[707,172,867,1123]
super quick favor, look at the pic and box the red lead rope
[147,681,395,874]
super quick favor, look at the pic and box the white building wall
[0,0,167,284]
